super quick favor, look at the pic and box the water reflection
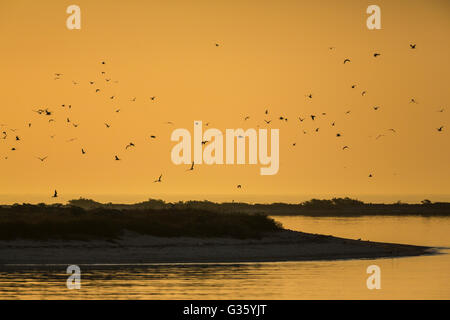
[0,216,449,299]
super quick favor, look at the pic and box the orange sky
[0,0,449,204]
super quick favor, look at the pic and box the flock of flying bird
[0,42,447,198]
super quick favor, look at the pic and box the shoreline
[0,230,436,265]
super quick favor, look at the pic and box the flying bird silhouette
[410,44,416,49]
[36,156,48,162]
[187,161,195,171]
[154,174,162,182]
[437,126,444,132]
[52,190,58,198]
[125,142,135,149]
[114,155,121,161]
[343,59,351,64]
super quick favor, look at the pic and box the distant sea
[1,193,450,205]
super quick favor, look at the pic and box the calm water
[0,216,449,299]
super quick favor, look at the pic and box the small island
[0,198,440,265]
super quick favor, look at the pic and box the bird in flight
[52,190,58,198]
[410,98,417,104]
[437,126,444,132]
[105,123,111,128]
[410,44,416,49]
[114,155,121,161]
[373,53,381,57]
[125,142,135,149]
[150,96,156,101]
[342,146,349,150]
[81,148,86,154]
[244,116,250,121]
[388,128,397,133]
[373,106,380,110]
[310,115,316,120]
[368,174,373,178]
[154,174,163,182]
[264,120,271,124]
[351,84,356,89]
[265,109,269,115]
[361,91,367,96]
[237,185,242,189]
[343,58,351,64]
[36,156,48,162]
[306,94,312,99]
[336,133,341,137]
[150,135,156,139]
[187,161,195,171]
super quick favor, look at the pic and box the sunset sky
[0,0,449,204]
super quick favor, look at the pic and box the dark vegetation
[65,197,450,216]
[0,205,282,240]
[0,197,448,241]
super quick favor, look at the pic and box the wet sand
[0,230,435,265]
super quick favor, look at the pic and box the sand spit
[0,230,434,265]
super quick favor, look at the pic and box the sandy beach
[0,229,435,265]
